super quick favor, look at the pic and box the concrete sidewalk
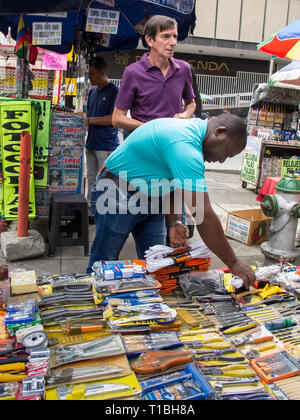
[2,171,266,277]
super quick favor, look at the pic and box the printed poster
[86,8,120,34]
[32,22,62,45]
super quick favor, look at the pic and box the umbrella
[257,18,300,60]
[269,60,300,90]
[200,93,214,102]
[0,0,196,54]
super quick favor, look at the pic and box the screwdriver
[0,373,27,383]
[264,318,297,332]
[64,324,105,335]
[47,323,105,336]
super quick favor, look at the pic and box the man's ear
[215,126,227,137]
[145,34,154,48]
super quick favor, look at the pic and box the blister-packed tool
[46,354,131,387]
[46,372,142,400]
[0,382,19,400]
[123,331,182,356]
[131,348,194,374]
[50,334,125,368]
[141,363,217,400]
[231,326,274,347]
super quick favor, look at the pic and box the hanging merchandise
[35,111,85,217]
[48,112,84,194]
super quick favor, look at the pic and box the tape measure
[22,331,48,354]
[16,325,44,344]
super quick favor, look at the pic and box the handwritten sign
[241,136,263,185]
[42,52,67,71]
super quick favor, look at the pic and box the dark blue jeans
[87,173,166,273]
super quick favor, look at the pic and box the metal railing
[111,71,270,110]
[198,71,269,109]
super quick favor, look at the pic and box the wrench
[215,378,260,392]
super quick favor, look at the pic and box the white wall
[194,0,300,43]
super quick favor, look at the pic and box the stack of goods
[5,252,300,400]
[248,103,300,144]
[145,240,212,293]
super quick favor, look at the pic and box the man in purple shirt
[112,15,196,132]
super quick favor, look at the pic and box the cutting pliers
[199,364,256,378]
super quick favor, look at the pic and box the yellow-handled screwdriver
[0,363,26,373]
[0,373,27,383]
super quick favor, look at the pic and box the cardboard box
[225,209,271,246]
[10,270,37,295]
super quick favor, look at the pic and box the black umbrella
[0,0,196,54]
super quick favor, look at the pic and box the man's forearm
[165,190,183,227]
[112,113,143,131]
[197,211,238,269]
[183,100,196,118]
[88,115,113,126]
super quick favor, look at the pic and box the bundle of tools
[145,241,212,294]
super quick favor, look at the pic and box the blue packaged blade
[141,363,217,401]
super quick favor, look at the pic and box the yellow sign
[65,78,77,96]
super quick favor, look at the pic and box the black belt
[100,167,137,195]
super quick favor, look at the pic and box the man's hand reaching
[169,224,189,248]
[230,260,256,289]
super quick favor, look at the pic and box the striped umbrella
[257,19,300,60]
[200,93,214,102]
[269,60,300,90]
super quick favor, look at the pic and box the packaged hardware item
[141,363,217,400]
[50,334,126,368]
[92,260,146,280]
[45,372,142,400]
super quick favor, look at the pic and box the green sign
[281,159,300,177]
[0,101,36,221]
[241,152,259,185]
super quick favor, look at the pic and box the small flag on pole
[14,14,29,58]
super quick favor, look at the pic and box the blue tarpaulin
[0,0,196,54]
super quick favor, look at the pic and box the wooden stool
[47,193,89,257]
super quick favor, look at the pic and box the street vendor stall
[241,83,300,194]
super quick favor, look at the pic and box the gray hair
[144,15,177,40]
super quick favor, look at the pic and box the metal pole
[17,131,32,238]
[269,59,275,77]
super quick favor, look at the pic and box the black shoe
[89,216,95,225]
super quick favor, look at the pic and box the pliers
[195,295,233,303]
[199,364,256,378]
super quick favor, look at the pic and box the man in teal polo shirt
[87,113,256,289]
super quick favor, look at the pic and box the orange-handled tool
[65,324,104,335]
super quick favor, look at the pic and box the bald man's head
[203,114,247,164]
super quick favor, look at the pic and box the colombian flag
[14,14,29,58]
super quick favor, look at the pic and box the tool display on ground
[3,253,300,400]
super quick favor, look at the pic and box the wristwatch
[169,220,184,228]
